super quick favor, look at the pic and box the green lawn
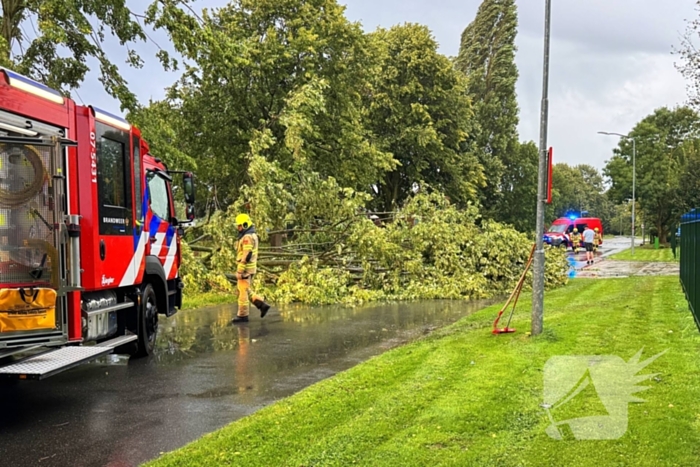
[182,291,236,311]
[148,277,700,467]
[609,245,679,262]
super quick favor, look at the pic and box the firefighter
[232,214,271,324]
[593,227,602,252]
[570,228,581,253]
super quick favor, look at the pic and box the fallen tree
[182,190,568,306]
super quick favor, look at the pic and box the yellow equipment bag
[0,287,57,333]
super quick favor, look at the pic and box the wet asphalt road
[566,235,640,269]
[598,236,642,256]
[0,299,494,467]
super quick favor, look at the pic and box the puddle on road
[153,299,497,369]
[146,299,499,409]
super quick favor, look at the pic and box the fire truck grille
[0,143,58,288]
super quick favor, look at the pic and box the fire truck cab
[0,68,195,380]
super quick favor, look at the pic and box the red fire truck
[0,68,195,380]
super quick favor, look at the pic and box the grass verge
[609,244,679,262]
[182,291,237,311]
[149,277,700,467]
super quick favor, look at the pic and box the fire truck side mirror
[183,172,195,205]
[183,172,196,221]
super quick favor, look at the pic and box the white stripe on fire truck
[150,232,167,256]
[162,235,179,280]
[120,230,148,286]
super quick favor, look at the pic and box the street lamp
[531,0,553,336]
[598,131,636,255]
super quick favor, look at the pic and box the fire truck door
[94,123,135,288]
[146,171,177,279]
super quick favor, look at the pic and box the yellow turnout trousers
[237,275,264,317]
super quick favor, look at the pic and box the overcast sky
[79,0,698,172]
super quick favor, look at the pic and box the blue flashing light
[568,214,577,221]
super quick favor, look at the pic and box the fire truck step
[95,334,138,348]
[0,335,137,381]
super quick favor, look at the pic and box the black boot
[232,316,249,324]
[253,299,271,318]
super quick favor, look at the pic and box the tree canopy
[677,2,700,110]
[455,0,519,217]
[494,141,537,231]
[547,163,613,229]
[0,0,155,111]
[146,0,395,210]
[366,23,483,211]
[604,106,700,241]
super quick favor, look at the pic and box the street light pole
[598,131,636,255]
[631,137,636,255]
[532,0,552,336]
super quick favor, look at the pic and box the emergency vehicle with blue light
[544,216,603,250]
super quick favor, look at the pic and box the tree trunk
[1,0,25,60]
[379,170,401,212]
[269,233,283,248]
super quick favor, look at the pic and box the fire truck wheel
[136,283,159,357]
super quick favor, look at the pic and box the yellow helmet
[573,228,578,233]
[594,227,599,232]
[235,213,253,229]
